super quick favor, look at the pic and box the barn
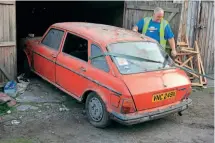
[0,1,214,86]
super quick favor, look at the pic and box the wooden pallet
[176,39,207,87]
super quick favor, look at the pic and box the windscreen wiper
[89,52,163,64]
[163,54,214,80]
[89,52,214,80]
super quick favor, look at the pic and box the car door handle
[79,67,86,72]
[51,54,57,58]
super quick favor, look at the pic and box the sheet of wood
[0,65,13,80]
[195,41,203,85]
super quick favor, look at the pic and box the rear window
[107,42,173,74]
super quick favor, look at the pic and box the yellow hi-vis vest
[142,17,169,49]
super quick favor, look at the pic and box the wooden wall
[181,0,214,74]
[123,1,182,41]
[0,1,16,84]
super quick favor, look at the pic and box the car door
[56,32,90,97]
[33,28,64,83]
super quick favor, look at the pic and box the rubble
[17,73,30,95]
[11,119,21,125]
[0,92,16,107]
[59,104,69,112]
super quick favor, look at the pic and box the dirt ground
[0,75,214,143]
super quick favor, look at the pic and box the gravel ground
[0,76,214,143]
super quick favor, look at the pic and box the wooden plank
[180,0,188,42]
[0,82,6,88]
[177,42,189,46]
[167,12,177,22]
[176,53,193,56]
[180,49,199,54]
[0,1,15,5]
[206,2,214,74]
[0,4,3,42]
[181,56,193,67]
[0,65,13,80]
[175,59,193,70]
[200,57,207,84]
[192,83,203,86]
[175,63,199,78]
[0,41,16,47]
[208,3,214,73]
[201,2,209,72]
[126,4,180,13]
[195,41,203,85]
[122,1,127,28]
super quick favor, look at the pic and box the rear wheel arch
[81,89,109,108]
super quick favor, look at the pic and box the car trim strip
[33,51,55,63]
[33,51,122,96]
[56,61,122,96]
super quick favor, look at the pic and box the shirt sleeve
[164,24,174,40]
[135,19,144,33]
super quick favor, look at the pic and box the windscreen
[107,42,173,74]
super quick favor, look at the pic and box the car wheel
[85,92,111,128]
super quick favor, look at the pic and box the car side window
[62,33,88,62]
[41,28,64,50]
[91,44,109,72]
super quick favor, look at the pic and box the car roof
[52,22,144,47]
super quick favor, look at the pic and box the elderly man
[132,7,177,57]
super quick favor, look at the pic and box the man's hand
[168,38,177,57]
[171,49,177,57]
[132,26,138,32]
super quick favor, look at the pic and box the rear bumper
[110,98,192,125]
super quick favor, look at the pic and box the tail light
[120,99,136,114]
[187,86,192,96]
[181,86,192,101]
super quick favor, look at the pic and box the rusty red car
[23,22,192,128]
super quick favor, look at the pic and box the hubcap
[88,97,103,121]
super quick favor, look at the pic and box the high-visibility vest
[142,17,169,49]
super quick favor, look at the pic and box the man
[132,7,177,57]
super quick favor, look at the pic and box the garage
[16,1,124,75]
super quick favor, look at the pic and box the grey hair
[154,7,164,14]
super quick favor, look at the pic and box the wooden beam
[177,42,189,46]
[180,49,199,54]
[0,65,13,81]
[0,41,16,47]
[181,56,193,67]
[0,1,15,5]
[167,12,177,22]
[194,41,203,85]
[174,63,199,78]
[0,82,6,88]
[192,83,203,86]
[176,53,194,56]
[126,5,180,13]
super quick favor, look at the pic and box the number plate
[152,90,176,102]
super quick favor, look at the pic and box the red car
[23,22,192,128]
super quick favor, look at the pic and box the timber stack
[175,37,207,87]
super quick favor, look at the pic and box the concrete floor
[0,75,214,143]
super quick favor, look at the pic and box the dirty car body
[23,22,192,128]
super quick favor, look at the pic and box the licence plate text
[152,91,176,102]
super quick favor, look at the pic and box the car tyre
[85,92,111,128]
